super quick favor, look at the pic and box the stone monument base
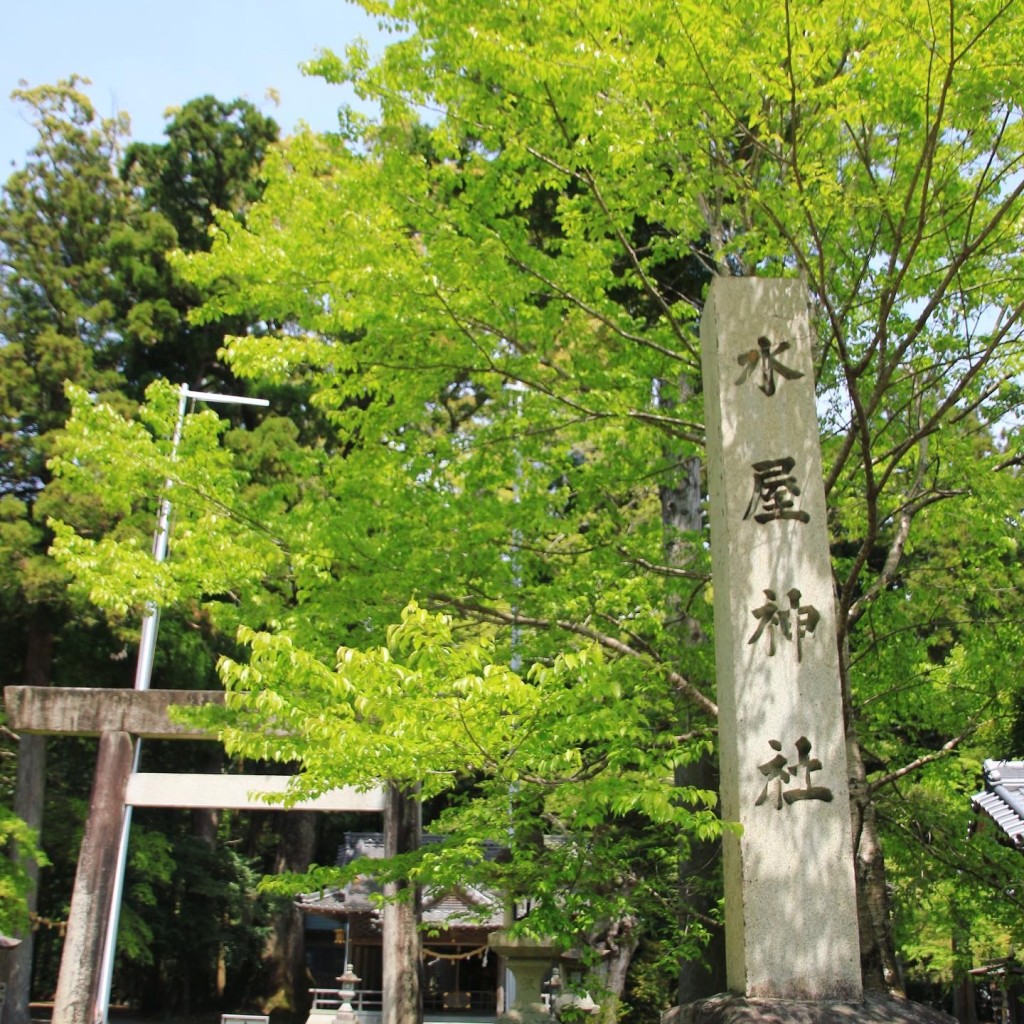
[666,994,956,1024]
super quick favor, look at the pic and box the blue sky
[0,0,384,174]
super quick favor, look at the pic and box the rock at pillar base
[488,931,560,1024]
[666,994,957,1024]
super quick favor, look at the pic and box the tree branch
[868,727,980,795]
[429,594,719,718]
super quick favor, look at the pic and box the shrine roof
[332,832,507,865]
[295,832,506,929]
[971,760,1024,848]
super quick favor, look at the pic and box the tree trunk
[660,377,725,1003]
[2,614,55,1024]
[839,636,902,995]
[0,736,46,1024]
[951,905,977,1024]
[596,915,640,1024]
[383,783,422,1024]
[675,757,726,1005]
[260,811,317,1014]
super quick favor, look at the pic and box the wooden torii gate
[2,685,418,1024]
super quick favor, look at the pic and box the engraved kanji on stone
[735,336,804,396]
[748,588,788,657]
[787,587,820,662]
[755,736,834,809]
[748,587,820,662]
[743,456,811,524]
[754,739,791,809]
[784,736,834,805]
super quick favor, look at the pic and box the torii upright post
[700,277,861,1001]
[382,783,422,1024]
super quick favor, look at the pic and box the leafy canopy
[49,0,1024,986]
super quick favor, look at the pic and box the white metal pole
[94,386,269,1024]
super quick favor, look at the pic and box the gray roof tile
[972,760,1024,847]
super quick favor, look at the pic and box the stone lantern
[488,931,560,1024]
[334,962,361,1024]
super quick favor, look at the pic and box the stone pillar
[382,783,421,1024]
[52,731,134,1024]
[700,277,861,1001]
[487,933,558,1024]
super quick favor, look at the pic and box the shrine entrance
[3,684,387,1024]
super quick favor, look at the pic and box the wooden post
[382,783,422,1024]
[52,731,135,1024]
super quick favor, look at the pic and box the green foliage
[116,827,177,966]
[0,806,48,935]
[883,763,1024,981]
[49,381,290,643]
[622,937,683,1024]
[0,78,138,537]
[46,0,1024,1003]
[0,79,263,693]
[0,78,289,1011]
[120,95,280,390]
[208,602,718,944]
[124,96,278,254]
[114,820,274,1011]
[0,78,282,668]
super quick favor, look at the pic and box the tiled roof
[333,832,507,866]
[971,760,1024,848]
[296,832,505,928]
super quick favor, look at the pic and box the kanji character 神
[748,587,820,661]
